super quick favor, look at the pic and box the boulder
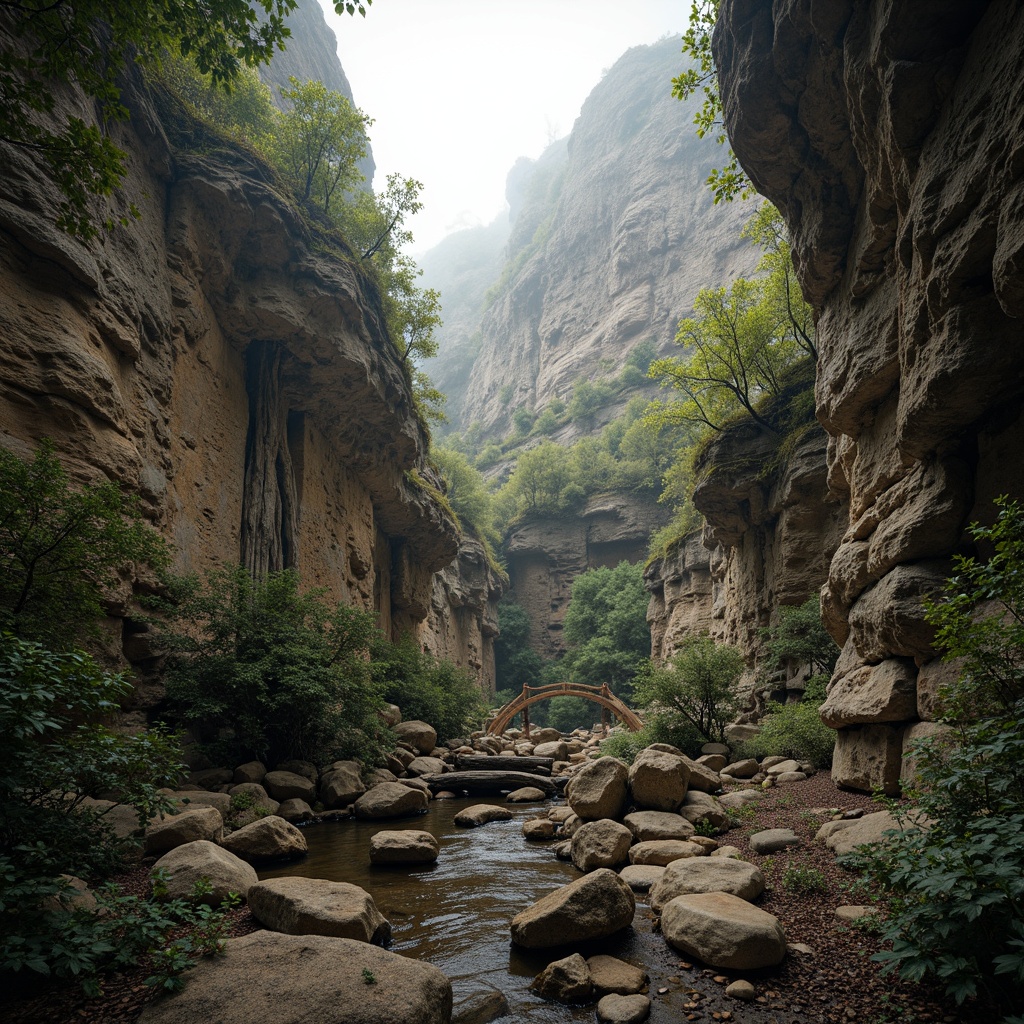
[451,990,509,1024]
[247,878,391,944]
[628,840,704,867]
[571,819,633,871]
[151,841,257,905]
[529,952,593,1003]
[276,798,314,823]
[618,864,665,893]
[566,757,629,821]
[407,756,449,776]
[275,760,318,784]
[263,771,315,803]
[650,857,765,913]
[817,809,903,856]
[627,748,690,812]
[548,806,575,823]
[661,892,786,969]
[394,720,438,755]
[765,759,801,777]
[454,804,514,827]
[232,761,266,785]
[679,791,730,830]
[188,767,233,790]
[774,771,808,784]
[696,753,727,772]
[368,829,439,865]
[530,727,563,745]
[587,955,647,996]
[726,980,757,1001]
[510,868,635,948]
[319,761,366,809]
[42,874,97,913]
[523,818,557,841]
[137,932,451,1024]
[721,758,759,779]
[227,783,279,816]
[749,828,800,854]
[533,740,569,761]
[622,810,695,842]
[596,994,651,1023]
[145,806,223,856]
[354,783,429,820]
[507,787,547,803]
[76,797,144,840]
[717,790,762,809]
[221,815,308,863]
[169,791,233,815]
[680,756,721,793]
[380,704,402,727]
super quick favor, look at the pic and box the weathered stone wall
[715,0,1024,791]
[0,65,500,694]
[645,423,841,710]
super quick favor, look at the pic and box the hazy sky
[319,0,686,254]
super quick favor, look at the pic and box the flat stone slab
[628,839,704,866]
[587,955,647,996]
[596,993,651,1023]
[749,827,800,854]
[618,864,665,893]
[650,856,765,913]
[453,804,514,827]
[622,810,695,842]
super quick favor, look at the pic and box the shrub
[371,633,487,742]
[633,635,743,745]
[841,498,1024,1017]
[743,675,835,768]
[162,567,388,766]
[599,716,704,763]
[781,863,827,894]
[760,597,839,678]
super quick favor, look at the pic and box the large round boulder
[661,892,786,969]
[530,727,563,745]
[649,856,765,913]
[319,761,366,809]
[354,782,429,820]
[263,770,315,803]
[627,748,690,812]
[510,868,635,948]
[232,760,267,785]
[622,810,695,843]
[394,720,437,754]
[137,932,451,1024]
[570,819,633,871]
[533,740,569,761]
[407,756,448,776]
[144,806,223,856]
[566,757,629,821]
[151,840,257,905]
[368,829,439,865]
[220,815,307,864]
[529,952,593,1003]
[247,877,391,945]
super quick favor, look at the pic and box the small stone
[596,993,651,1023]
[748,828,800,854]
[725,980,756,1001]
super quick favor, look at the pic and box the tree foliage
[562,562,651,697]
[759,596,839,679]
[1,0,370,238]
[0,440,169,647]
[742,675,835,768]
[431,447,501,559]
[493,599,544,694]
[842,498,1024,1018]
[634,635,743,746]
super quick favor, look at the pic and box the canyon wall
[0,64,501,698]
[715,0,1024,791]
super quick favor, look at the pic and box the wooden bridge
[485,681,643,737]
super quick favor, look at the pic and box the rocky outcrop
[0,44,500,692]
[645,398,842,706]
[507,491,669,659]
[458,39,755,438]
[715,0,1024,791]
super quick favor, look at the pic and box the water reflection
[259,796,670,1022]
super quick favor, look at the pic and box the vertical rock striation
[715,0,1024,791]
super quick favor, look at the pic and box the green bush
[599,716,704,763]
[632,635,743,745]
[493,600,544,693]
[163,566,388,766]
[371,633,487,742]
[743,675,835,768]
[841,498,1024,1017]
[760,597,839,678]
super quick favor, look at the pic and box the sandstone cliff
[0,62,500,695]
[456,38,756,437]
[715,0,1024,792]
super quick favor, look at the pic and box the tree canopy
[1,0,371,238]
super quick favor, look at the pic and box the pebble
[725,979,756,1001]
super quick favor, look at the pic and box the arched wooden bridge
[486,682,643,737]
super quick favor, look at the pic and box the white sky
[319,0,685,254]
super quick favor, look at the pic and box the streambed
[258,796,677,1022]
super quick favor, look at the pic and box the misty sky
[318,0,686,254]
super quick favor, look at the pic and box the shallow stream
[258,796,681,1022]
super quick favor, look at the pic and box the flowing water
[259,796,678,1022]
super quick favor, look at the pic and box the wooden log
[454,755,553,775]
[419,771,558,796]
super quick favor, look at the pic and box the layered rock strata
[0,61,499,690]
[715,0,1024,791]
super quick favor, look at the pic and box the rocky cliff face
[645,414,841,710]
[0,63,500,695]
[507,493,670,660]
[457,38,756,437]
[715,0,1024,791]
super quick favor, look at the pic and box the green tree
[163,566,387,765]
[432,447,501,557]
[495,440,581,525]
[1,0,371,238]
[493,600,544,693]
[759,596,839,679]
[634,635,743,745]
[275,77,371,213]
[842,498,1024,1017]
[562,562,651,697]
[0,440,169,646]
[567,379,614,428]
